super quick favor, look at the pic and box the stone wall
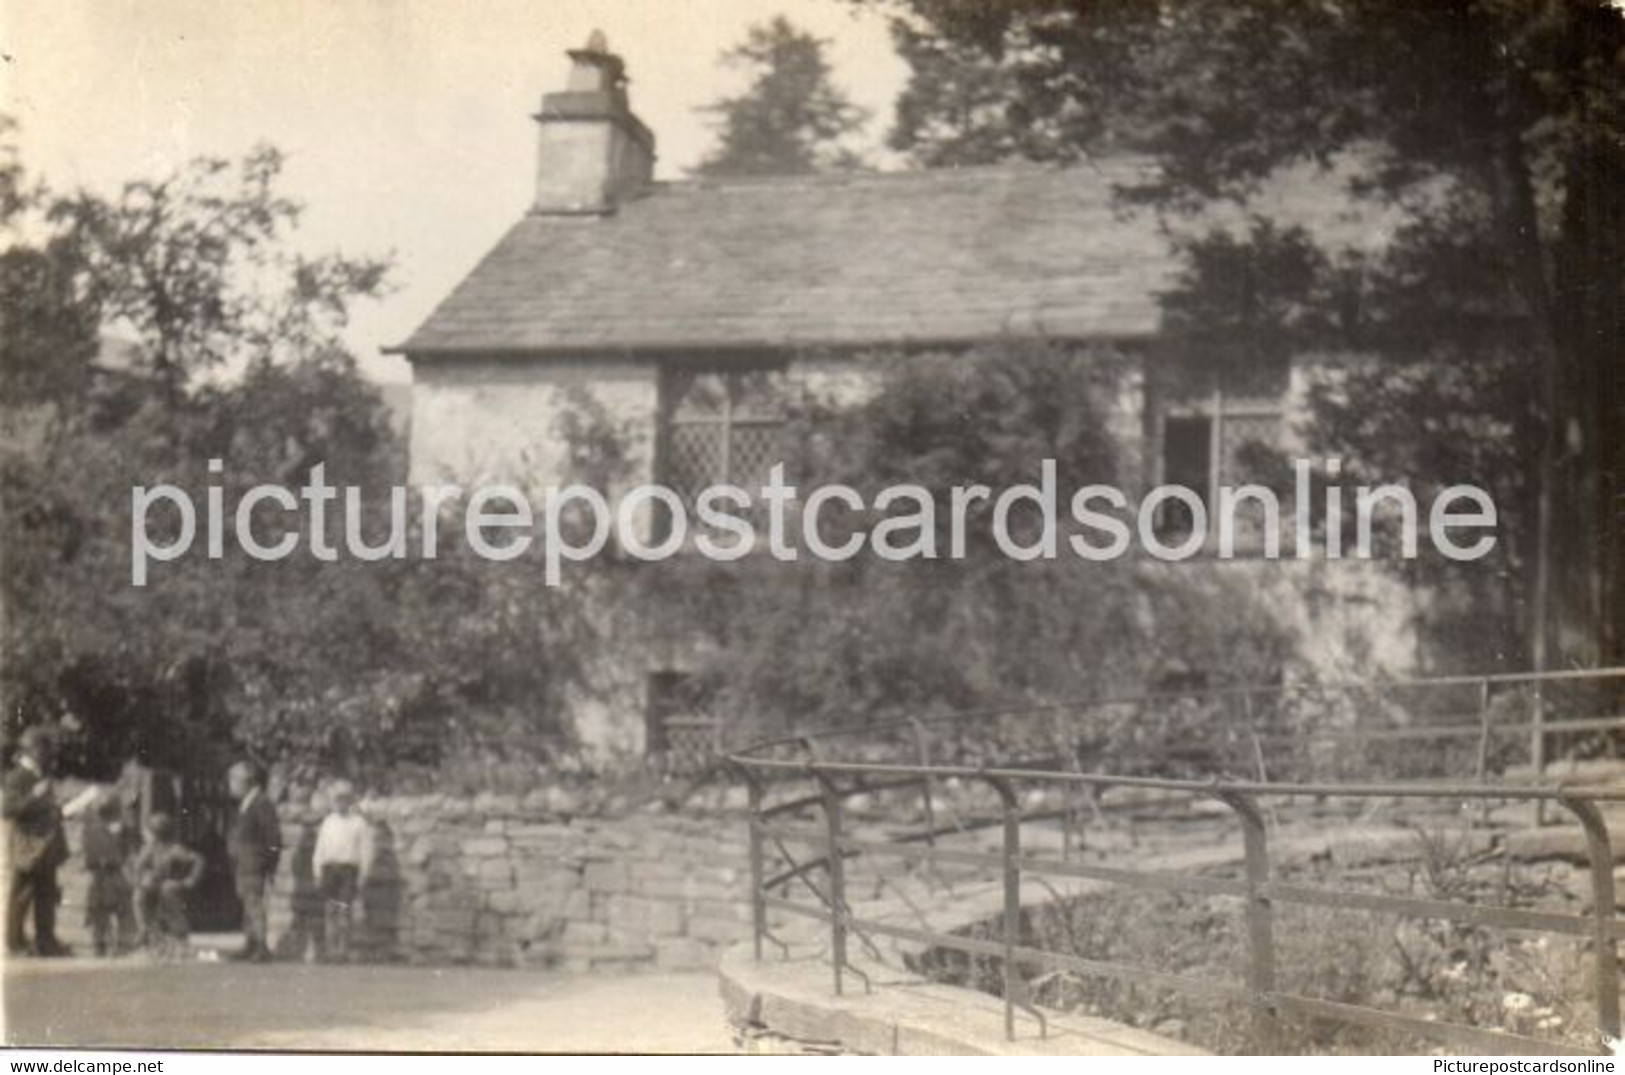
[280,794,752,971]
[407,355,659,494]
[407,349,1427,758]
[52,787,754,972]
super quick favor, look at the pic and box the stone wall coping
[273,793,749,826]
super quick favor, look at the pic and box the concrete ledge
[719,943,1207,1056]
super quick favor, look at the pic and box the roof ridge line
[651,156,1154,193]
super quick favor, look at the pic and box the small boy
[81,795,138,956]
[131,812,204,958]
[311,781,372,962]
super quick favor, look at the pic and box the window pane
[667,423,726,501]
[645,671,718,774]
[728,422,785,491]
[1161,414,1211,537]
[1164,415,1212,500]
[662,368,788,499]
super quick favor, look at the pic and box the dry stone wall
[272,794,753,970]
[54,786,754,972]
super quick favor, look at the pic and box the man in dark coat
[4,727,71,956]
[226,760,280,961]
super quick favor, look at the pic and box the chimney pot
[566,30,626,94]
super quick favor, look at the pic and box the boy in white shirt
[311,781,371,962]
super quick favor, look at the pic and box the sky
[5,0,907,383]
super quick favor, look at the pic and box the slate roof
[398,159,1378,357]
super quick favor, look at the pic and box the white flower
[1501,992,1535,1014]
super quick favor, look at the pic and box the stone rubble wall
[275,794,753,971]
[51,785,755,972]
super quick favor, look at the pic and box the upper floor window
[660,367,787,504]
[1155,361,1289,542]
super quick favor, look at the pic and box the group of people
[79,793,206,957]
[5,726,375,963]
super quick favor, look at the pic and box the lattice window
[662,369,787,504]
[646,671,720,775]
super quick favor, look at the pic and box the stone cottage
[394,37,1418,760]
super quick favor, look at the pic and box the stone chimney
[531,32,655,215]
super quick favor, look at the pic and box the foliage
[694,16,871,177]
[873,0,1625,669]
[581,340,1295,743]
[47,146,389,400]
[1161,215,1543,669]
[0,139,593,787]
[918,824,1595,1054]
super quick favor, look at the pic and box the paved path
[3,959,735,1053]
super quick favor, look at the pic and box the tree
[876,0,1625,670]
[694,16,871,177]
[1158,217,1543,670]
[46,146,389,406]
[0,141,594,787]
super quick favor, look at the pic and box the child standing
[131,812,204,958]
[81,795,138,956]
[311,782,372,963]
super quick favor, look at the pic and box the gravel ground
[2,957,736,1054]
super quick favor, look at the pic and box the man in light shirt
[312,781,372,963]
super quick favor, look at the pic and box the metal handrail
[730,665,1625,759]
[735,758,1625,802]
[727,666,1625,1056]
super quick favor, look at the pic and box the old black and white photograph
[2,0,1622,1060]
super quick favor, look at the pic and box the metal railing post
[909,716,938,846]
[1557,795,1621,1047]
[721,668,1625,1054]
[1217,789,1279,1052]
[1242,689,1266,781]
[741,766,768,962]
[1473,677,1492,784]
[984,773,1046,1042]
[993,775,1021,1041]
[1531,682,1548,827]
[1055,711,1084,861]
[814,767,848,996]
